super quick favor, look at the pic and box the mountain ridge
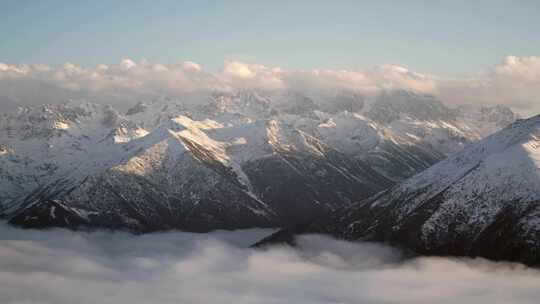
[255,114,540,265]
[0,90,520,232]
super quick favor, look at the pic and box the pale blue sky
[1,0,539,75]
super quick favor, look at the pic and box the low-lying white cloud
[0,223,539,304]
[0,56,539,116]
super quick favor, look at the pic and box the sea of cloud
[0,223,539,304]
[1,56,539,117]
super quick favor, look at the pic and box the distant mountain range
[0,90,519,235]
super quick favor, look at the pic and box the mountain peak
[265,111,540,265]
[367,90,457,124]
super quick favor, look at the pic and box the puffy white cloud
[181,61,201,72]
[0,223,539,304]
[218,61,285,90]
[119,58,137,70]
[438,56,540,116]
[281,69,379,94]
[222,60,255,78]
[375,64,438,93]
[0,56,539,116]
[495,56,540,81]
[0,63,31,77]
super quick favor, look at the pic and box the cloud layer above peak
[0,56,539,116]
[437,56,540,116]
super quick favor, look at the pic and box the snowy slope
[0,90,519,232]
[0,103,148,211]
[264,115,540,265]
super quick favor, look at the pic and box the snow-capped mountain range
[0,90,519,232]
[257,113,540,265]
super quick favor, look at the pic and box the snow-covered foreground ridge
[259,114,540,265]
[0,90,518,231]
